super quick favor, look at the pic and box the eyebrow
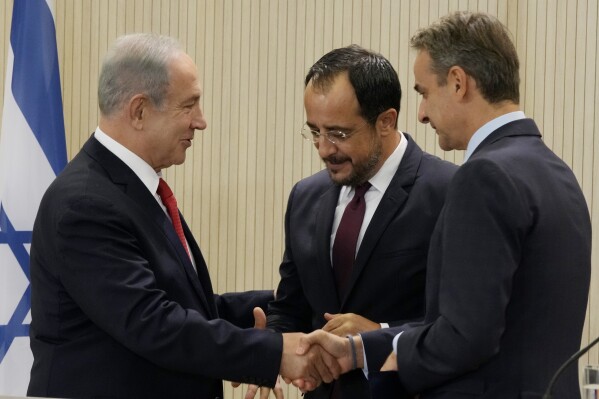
[306,122,354,132]
[183,94,201,104]
[413,83,423,93]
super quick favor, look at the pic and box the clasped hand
[281,328,362,390]
[235,310,371,398]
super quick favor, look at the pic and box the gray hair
[98,33,182,116]
[410,11,520,104]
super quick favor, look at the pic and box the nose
[192,105,208,130]
[316,135,337,159]
[418,101,429,124]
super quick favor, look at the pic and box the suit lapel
[83,136,216,317]
[341,135,422,306]
[315,183,343,310]
[181,218,218,318]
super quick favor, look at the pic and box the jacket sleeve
[394,159,529,393]
[267,184,314,333]
[215,290,274,328]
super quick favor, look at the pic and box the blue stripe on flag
[10,0,67,176]
[0,206,32,364]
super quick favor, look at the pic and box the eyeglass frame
[300,119,374,145]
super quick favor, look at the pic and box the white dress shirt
[330,131,408,332]
[330,130,408,259]
[94,127,196,269]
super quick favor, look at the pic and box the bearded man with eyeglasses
[246,45,458,399]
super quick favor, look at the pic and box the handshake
[278,329,363,391]
[232,308,382,398]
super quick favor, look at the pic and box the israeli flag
[0,0,66,394]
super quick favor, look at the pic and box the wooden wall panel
[1,1,598,397]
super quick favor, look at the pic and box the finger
[244,384,259,399]
[321,319,336,333]
[325,324,346,336]
[291,377,310,391]
[293,378,317,392]
[273,377,284,399]
[259,386,271,399]
[380,352,398,372]
[311,346,341,383]
[253,307,267,329]
[297,330,325,355]
[319,346,342,379]
[324,312,337,321]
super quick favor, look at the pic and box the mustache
[323,155,350,165]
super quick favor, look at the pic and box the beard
[324,137,382,187]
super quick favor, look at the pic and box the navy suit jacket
[267,134,457,398]
[363,119,591,399]
[28,135,281,399]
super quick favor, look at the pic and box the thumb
[324,312,337,321]
[297,330,324,355]
[253,307,267,329]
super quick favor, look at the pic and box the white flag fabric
[0,0,66,395]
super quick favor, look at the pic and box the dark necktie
[332,182,371,300]
[157,178,190,257]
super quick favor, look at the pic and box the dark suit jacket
[362,119,591,399]
[28,135,282,399]
[267,134,458,398]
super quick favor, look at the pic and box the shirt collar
[94,127,162,195]
[463,111,526,163]
[340,130,408,199]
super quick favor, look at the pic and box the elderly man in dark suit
[246,45,457,399]
[28,33,339,399]
[298,12,591,399]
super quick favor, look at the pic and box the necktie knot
[347,182,371,210]
[157,178,174,201]
[355,182,371,197]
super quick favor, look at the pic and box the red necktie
[157,178,190,257]
[332,182,371,300]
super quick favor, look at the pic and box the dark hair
[410,11,520,104]
[305,45,401,127]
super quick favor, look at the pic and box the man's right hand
[279,332,342,391]
[297,330,362,373]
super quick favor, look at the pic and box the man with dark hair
[299,12,591,399]
[249,45,457,399]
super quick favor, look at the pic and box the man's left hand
[323,312,380,336]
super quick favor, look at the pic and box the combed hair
[305,45,402,127]
[98,33,182,116]
[410,11,520,104]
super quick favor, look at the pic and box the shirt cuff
[392,331,403,354]
[359,333,369,379]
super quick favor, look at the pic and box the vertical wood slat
[0,1,597,397]
[585,0,599,364]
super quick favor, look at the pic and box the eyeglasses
[300,120,371,145]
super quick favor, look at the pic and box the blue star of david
[0,204,32,364]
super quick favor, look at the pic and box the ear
[128,94,147,130]
[376,108,398,136]
[447,66,469,99]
